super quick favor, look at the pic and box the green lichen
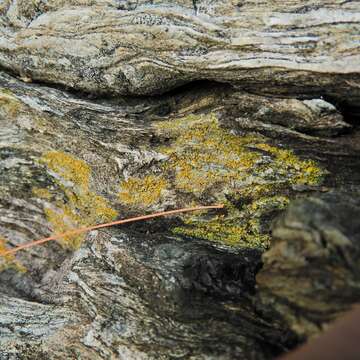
[118,175,168,207]
[34,151,117,250]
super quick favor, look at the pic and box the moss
[0,237,26,272]
[35,152,117,250]
[118,175,168,207]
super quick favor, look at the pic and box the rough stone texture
[0,1,360,359]
[0,0,359,105]
[0,70,360,359]
[257,192,360,341]
[220,92,352,138]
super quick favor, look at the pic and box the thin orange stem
[0,204,224,257]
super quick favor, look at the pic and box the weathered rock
[0,2,359,355]
[257,192,360,341]
[221,93,351,138]
[0,0,359,107]
[0,67,360,359]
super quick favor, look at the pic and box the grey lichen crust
[0,1,360,102]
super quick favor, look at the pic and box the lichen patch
[42,151,91,191]
[34,151,117,250]
[0,89,22,117]
[118,113,325,249]
[118,175,168,207]
[0,237,26,272]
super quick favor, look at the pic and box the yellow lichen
[254,143,324,185]
[0,89,49,130]
[0,237,26,272]
[44,206,84,249]
[42,151,91,191]
[0,90,22,117]
[115,113,325,248]
[173,197,289,248]
[154,113,324,248]
[32,187,52,200]
[35,151,117,249]
[158,114,262,194]
[118,175,168,207]
[173,216,268,248]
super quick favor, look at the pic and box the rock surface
[258,192,360,340]
[0,0,359,104]
[0,70,359,359]
[0,1,360,359]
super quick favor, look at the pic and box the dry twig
[0,205,224,257]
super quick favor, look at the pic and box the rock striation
[0,0,359,103]
[0,1,360,359]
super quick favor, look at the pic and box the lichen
[157,114,261,194]
[117,113,325,249]
[42,151,91,191]
[254,143,323,186]
[118,175,168,207]
[34,151,117,249]
[0,89,22,117]
[173,197,289,248]
[32,187,52,200]
[161,114,324,248]
[0,237,26,272]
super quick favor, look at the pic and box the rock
[257,192,360,340]
[0,68,360,359]
[1,230,275,359]
[0,0,359,106]
[0,2,360,356]
[220,93,351,138]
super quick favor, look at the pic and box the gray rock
[257,192,360,339]
[221,93,351,137]
[0,2,360,356]
[0,69,359,359]
[0,0,359,103]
